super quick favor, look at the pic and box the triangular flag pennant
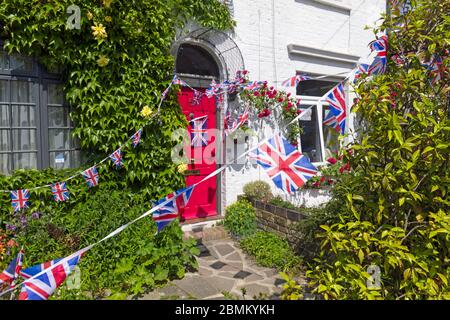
[109,149,124,169]
[131,129,142,148]
[19,250,84,300]
[51,182,70,202]
[10,189,30,212]
[325,82,347,134]
[0,249,24,287]
[253,134,318,194]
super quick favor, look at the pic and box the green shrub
[224,200,257,237]
[239,231,301,271]
[243,181,273,202]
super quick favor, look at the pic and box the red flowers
[258,108,271,118]
[339,163,351,174]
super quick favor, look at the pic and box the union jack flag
[152,186,195,232]
[325,82,347,134]
[226,108,250,136]
[19,251,84,300]
[368,35,388,75]
[161,87,170,100]
[0,249,24,287]
[281,75,311,87]
[192,90,203,106]
[323,110,341,132]
[109,149,124,168]
[10,189,30,212]
[131,129,142,148]
[190,117,208,147]
[254,135,318,194]
[426,55,444,85]
[82,166,99,188]
[172,75,187,86]
[51,182,69,202]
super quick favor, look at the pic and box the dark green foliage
[224,200,257,238]
[240,231,301,272]
[243,181,273,202]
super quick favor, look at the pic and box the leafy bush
[280,272,303,300]
[306,0,450,300]
[239,231,301,271]
[224,200,257,237]
[243,181,273,202]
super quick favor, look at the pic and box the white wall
[223,0,385,208]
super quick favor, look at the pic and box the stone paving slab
[141,238,291,300]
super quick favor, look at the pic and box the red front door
[177,88,218,221]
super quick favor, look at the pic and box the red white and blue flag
[51,182,69,202]
[368,35,388,75]
[172,75,187,86]
[190,117,208,147]
[82,166,99,188]
[19,251,84,300]
[131,129,142,148]
[323,110,341,132]
[225,109,249,136]
[348,63,370,83]
[325,82,347,134]
[281,75,311,87]
[10,189,30,212]
[205,80,221,98]
[244,81,264,91]
[152,186,195,232]
[109,149,124,168]
[426,55,444,85]
[0,249,24,287]
[254,135,318,194]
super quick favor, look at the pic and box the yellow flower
[105,16,112,22]
[177,164,188,173]
[97,55,110,67]
[140,106,153,118]
[416,214,424,222]
[91,23,107,40]
[86,11,93,20]
[102,0,112,8]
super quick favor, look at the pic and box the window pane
[11,81,36,103]
[48,84,64,105]
[176,44,220,78]
[12,129,36,151]
[299,107,322,162]
[12,152,37,170]
[0,80,7,102]
[0,104,9,127]
[323,107,340,158]
[12,105,36,127]
[0,129,10,151]
[49,129,70,150]
[0,153,11,173]
[48,106,70,127]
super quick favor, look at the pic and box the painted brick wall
[223,0,385,209]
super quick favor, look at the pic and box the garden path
[141,238,286,300]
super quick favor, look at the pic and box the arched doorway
[172,28,244,222]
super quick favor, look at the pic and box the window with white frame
[0,50,81,174]
[296,78,343,164]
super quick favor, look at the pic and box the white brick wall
[223,0,385,209]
